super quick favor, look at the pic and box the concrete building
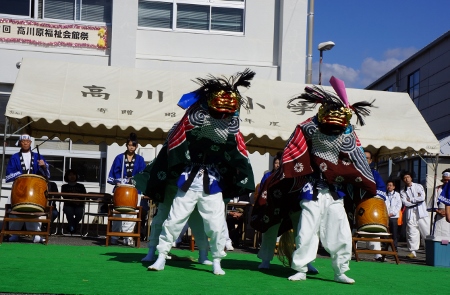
[365,31,450,196]
[0,0,310,214]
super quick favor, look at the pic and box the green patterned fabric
[133,105,254,202]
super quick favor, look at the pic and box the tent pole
[0,117,9,197]
[428,153,439,236]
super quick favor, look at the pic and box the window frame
[138,0,246,35]
[0,0,34,19]
[0,0,112,25]
[409,158,427,189]
[407,69,420,106]
[384,84,394,92]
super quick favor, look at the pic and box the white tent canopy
[5,58,439,158]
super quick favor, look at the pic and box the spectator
[226,207,244,248]
[400,171,429,259]
[61,169,87,234]
[385,180,402,248]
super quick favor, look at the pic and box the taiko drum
[113,184,138,213]
[355,197,389,233]
[11,174,48,212]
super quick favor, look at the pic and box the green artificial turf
[0,243,449,294]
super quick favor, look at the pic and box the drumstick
[36,145,49,181]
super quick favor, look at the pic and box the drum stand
[352,231,400,264]
[105,205,142,248]
[0,204,52,245]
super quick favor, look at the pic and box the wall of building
[0,0,308,209]
[367,32,450,141]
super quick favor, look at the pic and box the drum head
[117,184,135,188]
[17,174,47,181]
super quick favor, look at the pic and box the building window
[65,157,106,183]
[44,0,112,23]
[0,0,31,17]
[138,0,245,33]
[138,1,173,29]
[410,158,427,188]
[0,0,112,23]
[384,84,394,92]
[408,70,420,102]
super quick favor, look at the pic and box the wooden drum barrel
[11,174,48,212]
[113,184,138,213]
[355,197,389,233]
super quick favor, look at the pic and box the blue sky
[310,0,449,89]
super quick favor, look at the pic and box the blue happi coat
[6,152,50,183]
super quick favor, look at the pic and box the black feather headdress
[288,76,375,126]
[178,69,255,111]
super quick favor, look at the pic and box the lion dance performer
[134,69,255,275]
[252,76,377,284]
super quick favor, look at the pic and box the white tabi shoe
[334,274,355,284]
[288,272,306,281]
[225,241,234,251]
[148,254,166,271]
[212,258,225,275]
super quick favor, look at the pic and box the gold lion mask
[317,104,353,127]
[207,90,240,114]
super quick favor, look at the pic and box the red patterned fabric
[235,132,248,157]
[167,113,194,152]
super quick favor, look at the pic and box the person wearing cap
[107,132,147,247]
[431,169,450,237]
[6,134,50,243]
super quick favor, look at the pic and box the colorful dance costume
[252,77,376,283]
[134,69,255,275]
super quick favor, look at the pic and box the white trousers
[148,193,209,251]
[149,194,172,247]
[112,195,144,234]
[9,215,42,231]
[406,209,430,251]
[257,210,301,262]
[291,191,352,275]
[433,214,450,238]
[157,189,226,259]
[367,240,381,256]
